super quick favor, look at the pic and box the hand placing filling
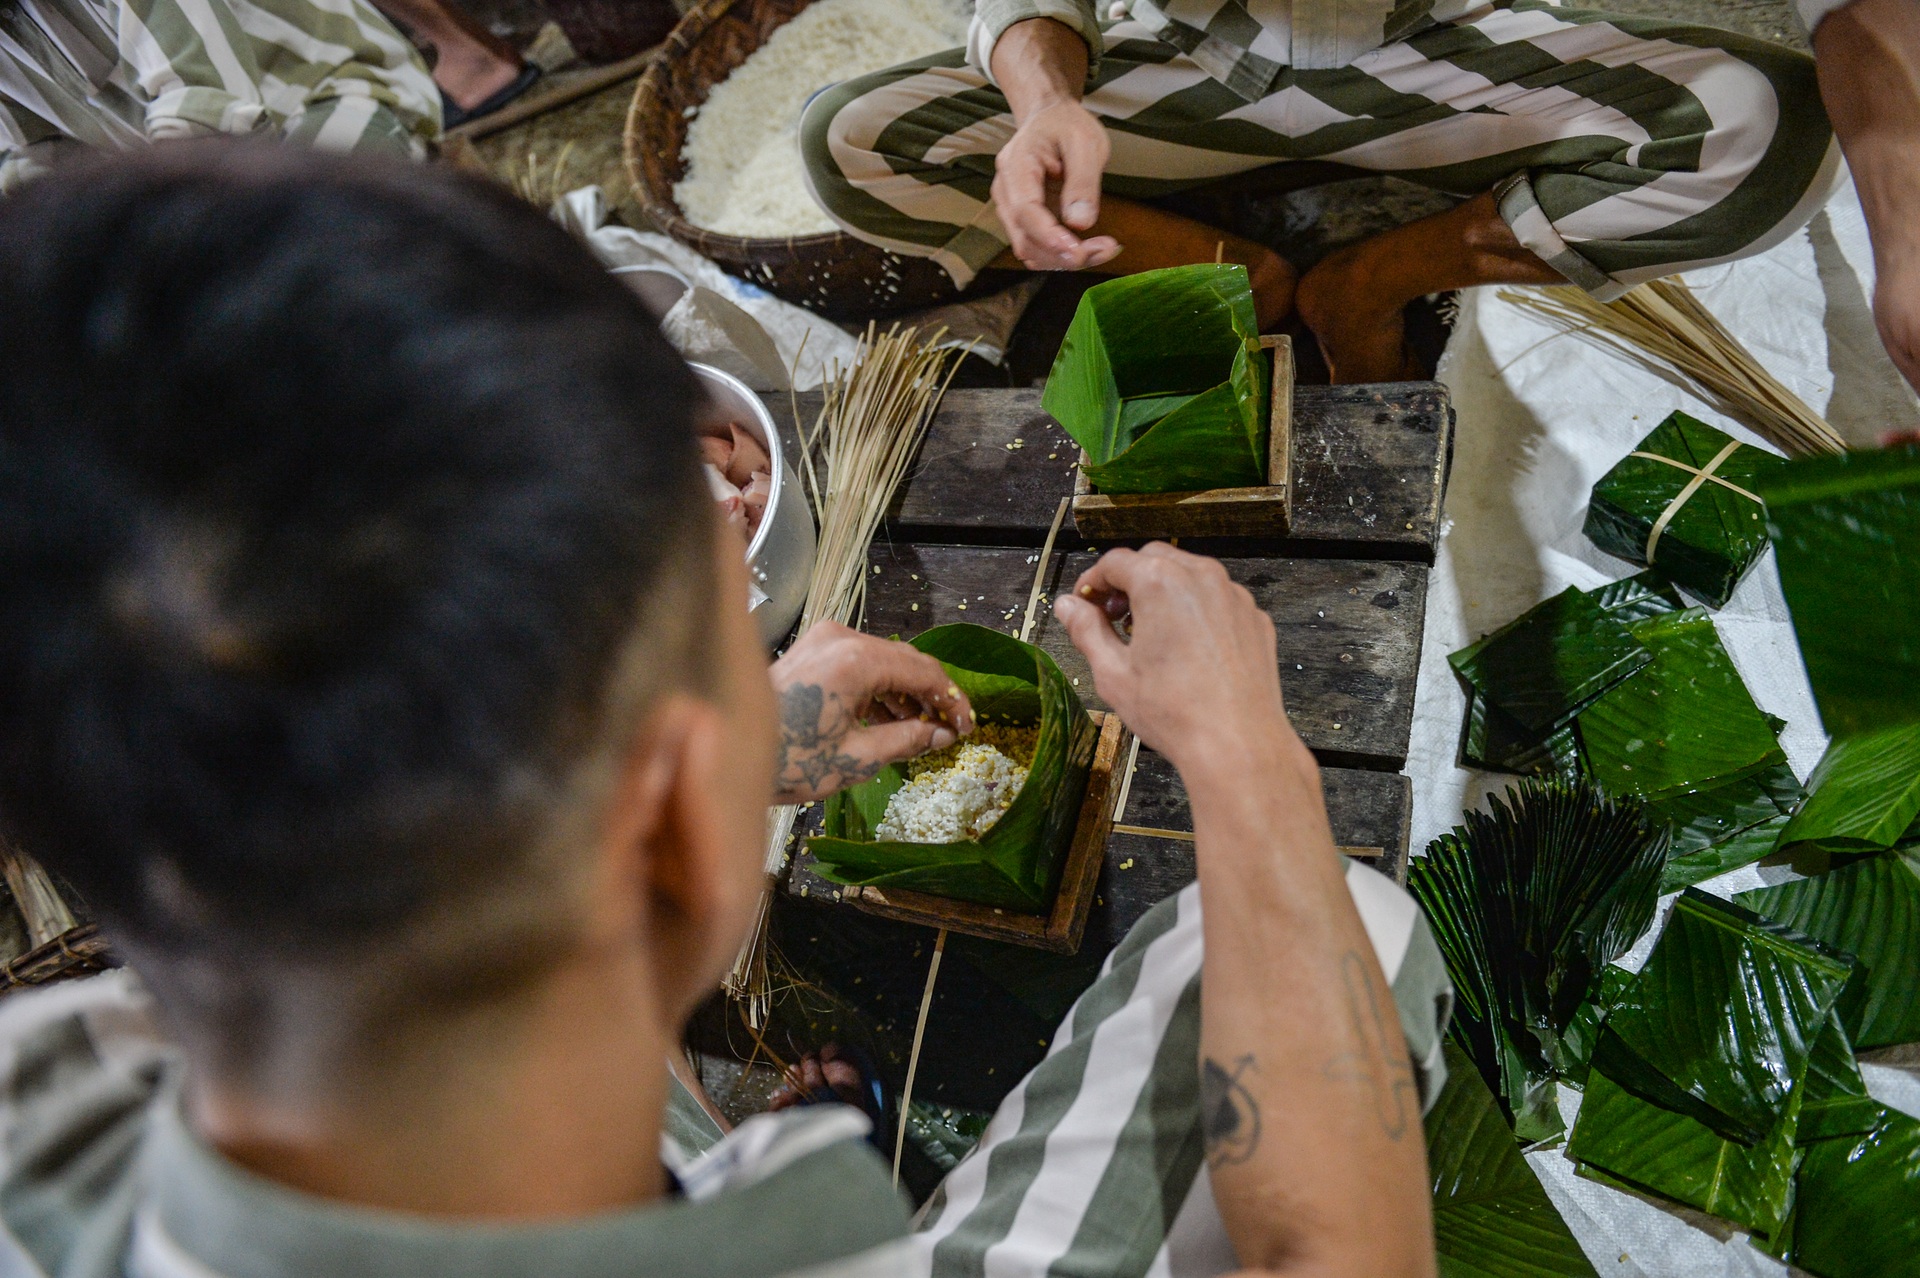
[875,724,1039,843]
[701,422,773,538]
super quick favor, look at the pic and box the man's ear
[601,694,748,1005]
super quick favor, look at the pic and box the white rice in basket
[875,725,1038,844]
[675,0,970,239]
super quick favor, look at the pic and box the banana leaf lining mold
[1043,264,1297,540]
[799,624,1129,954]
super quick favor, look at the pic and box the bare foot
[1248,248,1299,332]
[434,43,523,112]
[1295,249,1420,384]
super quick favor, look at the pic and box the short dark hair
[0,143,711,959]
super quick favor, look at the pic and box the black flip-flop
[442,63,542,130]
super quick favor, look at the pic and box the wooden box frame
[1071,335,1295,541]
[787,711,1130,953]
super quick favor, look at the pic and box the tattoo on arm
[1201,1054,1262,1167]
[774,682,881,797]
[1322,950,1416,1142]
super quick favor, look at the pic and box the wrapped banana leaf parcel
[1760,442,1920,736]
[1043,263,1269,495]
[807,624,1097,913]
[1584,412,1788,607]
[1449,577,1799,887]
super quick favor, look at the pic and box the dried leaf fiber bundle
[1500,279,1845,458]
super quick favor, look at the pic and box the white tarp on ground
[1417,169,1920,1277]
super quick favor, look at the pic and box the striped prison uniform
[904,865,1453,1278]
[0,0,439,193]
[801,0,1839,300]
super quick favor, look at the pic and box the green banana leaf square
[1570,1061,1803,1239]
[1738,849,1920,1050]
[1596,891,1856,1145]
[1585,412,1787,608]
[1042,264,1269,495]
[1788,1105,1920,1278]
[1449,586,1652,736]
[1774,722,1920,856]
[807,624,1097,913]
[1575,610,1785,803]
[1760,443,1920,736]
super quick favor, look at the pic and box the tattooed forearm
[773,682,881,800]
[1321,950,1416,1142]
[1201,1054,1262,1167]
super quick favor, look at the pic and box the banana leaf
[1042,264,1269,495]
[1408,778,1667,1142]
[1576,610,1786,804]
[808,624,1096,912]
[1776,722,1920,855]
[1425,1042,1599,1278]
[1797,1014,1883,1143]
[1596,891,1856,1145]
[1584,412,1787,608]
[1644,762,1801,892]
[1760,443,1920,736]
[1569,1060,1804,1238]
[1788,1106,1920,1278]
[1552,964,1635,1084]
[1737,851,1920,1049]
[1449,587,1652,736]
[1587,570,1689,623]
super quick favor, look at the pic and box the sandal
[442,64,542,130]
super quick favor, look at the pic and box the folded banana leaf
[1425,1042,1599,1278]
[1797,1014,1884,1143]
[1408,778,1667,1143]
[1775,722,1920,856]
[808,624,1097,913]
[1594,891,1857,1146]
[1043,264,1269,495]
[1737,851,1920,1050]
[1570,1060,1804,1238]
[1576,610,1786,803]
[1551,964,1635,1084]
[1450,587,1653,736]
[1640,757,1797,882]
[1787,1105,1920,1278]
[1585,412,1788,608]
[1760,443,1920,735]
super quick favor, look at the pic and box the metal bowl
[689,362,815,647]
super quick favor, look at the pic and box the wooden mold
[787,710,1130,953]
[1071,335,1296,541]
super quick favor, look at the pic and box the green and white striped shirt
[0,0,439,192]
[968,0,1482,95]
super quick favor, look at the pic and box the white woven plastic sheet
[1416,168,1920,1277]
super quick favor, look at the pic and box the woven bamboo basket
[0,841,111,996]
[624,0,1014,320]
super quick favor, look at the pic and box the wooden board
[858,544,1427,770]
[1069,335,1298,540]
[759,380,1452,555]
[791,713,1129,952]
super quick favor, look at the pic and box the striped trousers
[800,1,1838,300]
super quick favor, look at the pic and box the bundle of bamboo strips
[724,323,966,1023]
[1499,278,1845,457]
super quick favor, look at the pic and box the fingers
[843,636,972,733]
[1054,591,1130,686]
[1057,125,1106,232]
[844,715,959,767]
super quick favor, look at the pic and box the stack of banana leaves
[1449,572,1802,890]
[1414,443,1920,1277]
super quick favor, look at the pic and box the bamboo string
[1498,278,1844,457]
[1020,496,1072,644]
[1111,735,1143,823]
[894,928,946,1186]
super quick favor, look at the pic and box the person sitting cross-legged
[0,143,1452,1278]
[800,0,1839,382]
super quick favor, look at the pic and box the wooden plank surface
[759,382,1452,554]
[859,544,1427,769]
